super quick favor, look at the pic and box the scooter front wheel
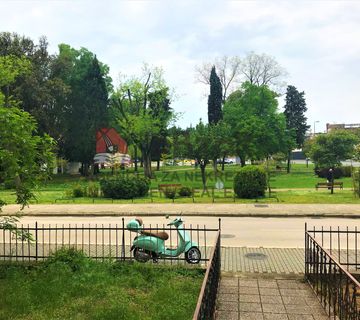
[185,247,201,264]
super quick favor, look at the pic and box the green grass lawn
[1,163,359,204]
[0,252,203,320]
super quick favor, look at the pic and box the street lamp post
[313,121,319,136]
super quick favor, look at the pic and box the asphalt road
[18,216,360,248]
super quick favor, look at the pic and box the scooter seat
[142,230,169,241]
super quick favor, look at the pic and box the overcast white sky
[1,0,359,131]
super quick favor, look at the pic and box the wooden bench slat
[315,181,343,190]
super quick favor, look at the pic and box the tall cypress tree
[208,66,223,124]
[64,53,109,175]
[283,85,310,172]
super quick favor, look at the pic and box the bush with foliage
[100,174,150,199]
[45,247,89,272]
[234,165,267,198]
[315,166,352,179]
[178,186,193,197]
[163,187,177,199]
[86,182,100,198]
[72,184,85,197]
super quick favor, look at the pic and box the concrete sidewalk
[2,203,360,217]
[217,277,328,320]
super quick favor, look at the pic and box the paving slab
[222,247,305,274]
[216,277,328,320]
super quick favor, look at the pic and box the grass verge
[0,250,203,320]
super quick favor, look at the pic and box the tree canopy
[110,65,173,178]
[283,85,309,172]
[223,82,287,166]
[304,130,358,168]
[208,66,223,124]
[0,55,55,209]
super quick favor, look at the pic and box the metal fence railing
[193,230,221,320]
[306,224,360,272]
[305,228,360,319]
[0,219,220,266]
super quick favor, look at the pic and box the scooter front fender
[184,241,199,252]
[133,236,165,254]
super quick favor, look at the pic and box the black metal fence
[306,224,360,272]
[0,219,220,265]
[305,226,360,319]
[193,230,221,320]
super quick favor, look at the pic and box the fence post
[35,221,38,261]
[122,218,125,261]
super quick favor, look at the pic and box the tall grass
[0,249,203,320]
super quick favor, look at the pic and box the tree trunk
[200,163,207,191]
[134,146,138,172]
[143,151,152,178]
[156,159,160,171]
[287,150,291,174]
[213,158,217,179]
[81,163,89,176]
[221,155,225,171]
[240,156,246,167]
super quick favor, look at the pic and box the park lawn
[0,260,203,320]
[0,163,358,204]
[275,189,360,204]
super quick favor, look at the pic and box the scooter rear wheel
[133,247,151,263]
[185,247,201,264]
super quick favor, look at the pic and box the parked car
[217,158,233,165]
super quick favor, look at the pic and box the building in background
[326,123,360,133]
[94,128,131,167]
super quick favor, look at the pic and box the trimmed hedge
[234,166,267,199]
[100,175,150,199]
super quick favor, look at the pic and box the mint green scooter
[127,217,201,264]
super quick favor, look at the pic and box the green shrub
[178,186,193,197]
[234,165,267,198]
[72,184,85,197]
[315,166,352,179]
[86,182,100,198]
[100,174,150,199]
[45,247,89,272]
[163,187,177,199]
[3,180,15,189]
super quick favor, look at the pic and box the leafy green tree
[0,55,55,238]
[223,82,287,166]
[0,32,70,154]
[208,66,223,124]
[167,126,190,161]
[304,130,358,169]
[51,45,110,175]
[188,121,214,191]
[149,88,172,170]
[283,85,310,172]
[111,65,173,178]
[214,121,233,171]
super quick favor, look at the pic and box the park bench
[315,182,343,190]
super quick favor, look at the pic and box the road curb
[2,211,360,218]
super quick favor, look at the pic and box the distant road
[18,216,360,248]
